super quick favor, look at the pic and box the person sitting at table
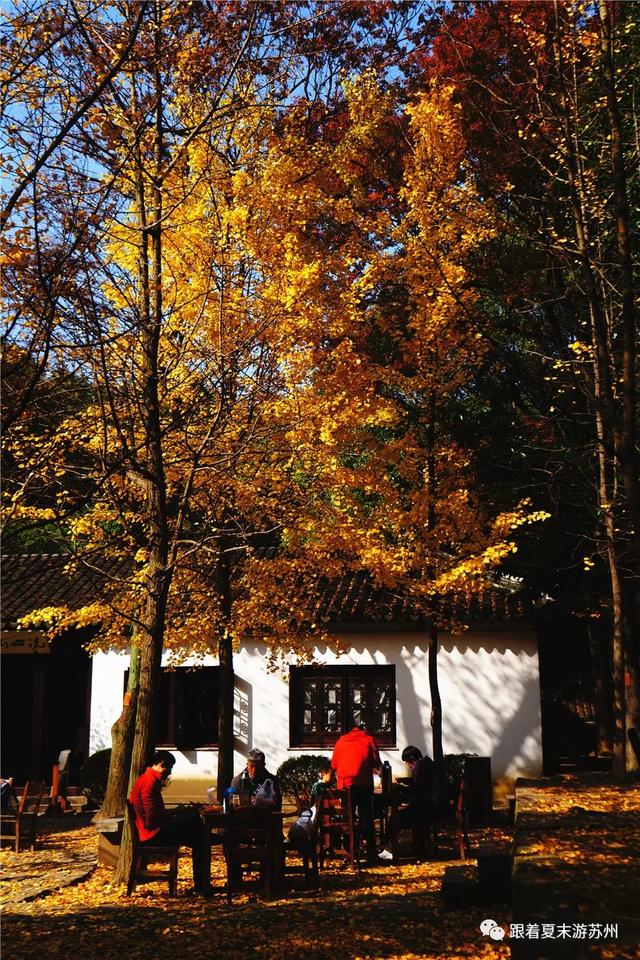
[230,748,281,808]
[129,749,209,896]
[309,759,336,854]
[310,759,333,803]
[0,770,19,814]
[379,745,435,861]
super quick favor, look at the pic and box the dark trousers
[350,785,376,862]
[391,803,429,858]
[145,810,205,890]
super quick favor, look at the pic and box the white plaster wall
[89,628,542,801]
[89,650,128,753]
[89,649,218,802]
[239,630,542,784]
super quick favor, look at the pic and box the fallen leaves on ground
[2,778,639,960]
[2,819,510,960]
[515,776,640,960]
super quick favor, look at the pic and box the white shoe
[378,849,393,861]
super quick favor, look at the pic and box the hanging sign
[1,630,50,654]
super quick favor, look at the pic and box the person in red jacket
[331,720,381,865]
[129,750,207,895]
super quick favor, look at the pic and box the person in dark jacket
[397,745,435,818]
[230,748,281,808]
[129,750,207,895]
[379,745,435,860]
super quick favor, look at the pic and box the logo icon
[480,919,505,941]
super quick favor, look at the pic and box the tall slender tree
[419,0,639,773]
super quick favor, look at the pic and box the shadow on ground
[2,872,505,960]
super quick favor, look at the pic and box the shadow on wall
[442,650,542,777]
[234,644,285,765]
[385,634,542,778]
[394,640,431,759]
[237,635,542,779]
[438,634,533,657]
[234,675,252,756]
[489,677,542,776]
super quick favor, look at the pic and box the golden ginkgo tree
[232,77,549,764]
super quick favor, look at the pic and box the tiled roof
[245,547,529,626]
[284,569,528,627]
[0,553,128,628]
[1,552,529,631]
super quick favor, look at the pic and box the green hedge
[79,749,111,808]
[276,754,331,811]
[442,753,478,784]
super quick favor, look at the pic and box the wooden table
[199,805,285,893]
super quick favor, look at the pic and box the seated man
[380,745,435,860]
[230,748,281,808]
[129,749,208,895]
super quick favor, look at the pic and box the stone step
[477,844,513,904]
[441,864,481,909]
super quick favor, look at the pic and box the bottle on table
[223,787,238,812]
[381,760,392,795]
[240,771,251,805]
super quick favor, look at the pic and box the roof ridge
[1,552,70,559]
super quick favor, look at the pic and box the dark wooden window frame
[289,664,396,748]
[124,666,219,749]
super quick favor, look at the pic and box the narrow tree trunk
[597,0,640,775]
[98,643,140,819]
[115,1,171,883]
[428,621,444,766]
[114,598,168,884]
[586,620,613,756]
[608,540,627,780]
[552,6,630,776]
[216,548,235,800]
[425,391,444,768]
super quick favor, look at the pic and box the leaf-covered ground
[512,775,640,959]
[1,778,639,960]
[2,818,512,960]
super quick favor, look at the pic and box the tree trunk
[609,548,627,780]
[428,621,444,766]
[216,549,235,800]
[114,595,168,884]
[425,391,444,768]
[552,5,631,776]
[115,1,171,883]
[586,620,613,756]
[98,643,140,819]
[597,0,640,775]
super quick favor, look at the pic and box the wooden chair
[1,782,28,852]
[431,774,470,860]
[125,800,179,896]
[0,781,44,852]
[387,792,430,862]
[224,806,277,903]
[316,787,360,870]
